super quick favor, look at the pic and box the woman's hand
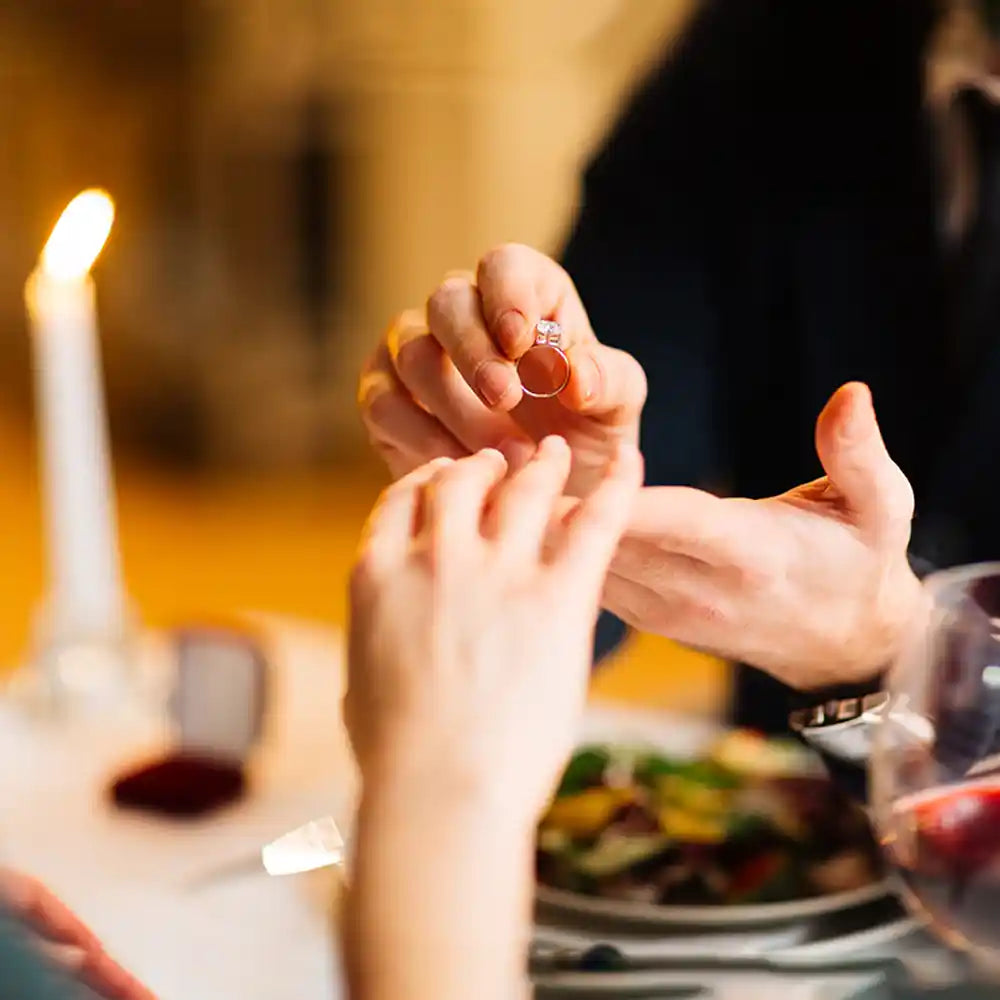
[346,434,643,822]
[603,383,923,689]
[343,439,641,1000]
[0,869,156,1000]
[357,244,646,498]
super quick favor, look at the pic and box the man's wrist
[790,562,934,770]
[834,562,924,686]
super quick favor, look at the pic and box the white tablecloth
[0,615,357,1000]
[0,624,925,1000]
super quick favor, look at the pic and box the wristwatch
[790,690,940,768]
[788,692,892,765]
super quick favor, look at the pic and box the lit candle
[25,191,127,656]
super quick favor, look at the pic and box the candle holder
[39,624,137,715]
[6,603,145,720]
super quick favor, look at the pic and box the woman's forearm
[343,776,536,1000]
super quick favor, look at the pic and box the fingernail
[41,942,88,972]
[495,310,527,357]
[539,434,569,455]
[478,447,507,465]
[475,360,518,407]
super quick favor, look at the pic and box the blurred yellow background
[0,0,725,714]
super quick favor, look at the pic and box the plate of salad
[536,726,889,927]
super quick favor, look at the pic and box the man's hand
[603,383,923,689]
[358,244,646,496]
[0,869,156,1000]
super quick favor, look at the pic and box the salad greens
[536,730,882,906]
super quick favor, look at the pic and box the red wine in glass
[885,778,1000,953]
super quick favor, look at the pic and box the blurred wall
[0,0,695,469]
[0,2,202,461]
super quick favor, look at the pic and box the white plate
[530,917,922,998]
[535,701,892,928]
[535,879,892,928]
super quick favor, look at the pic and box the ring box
[111,625,268,818]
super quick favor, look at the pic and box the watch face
[790,693,890,765]
[790,693,888,732]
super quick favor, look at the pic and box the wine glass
[872,562,1000,971]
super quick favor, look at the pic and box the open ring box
[110,626,269,818]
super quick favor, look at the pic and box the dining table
[0,611,978,1000]
[0,615,355,1000]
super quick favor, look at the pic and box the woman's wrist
[347,766,538,1000]
[358,756,540,849]
[357,726,548,837]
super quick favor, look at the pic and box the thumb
[559,343,648,427]
[815,382,914,539]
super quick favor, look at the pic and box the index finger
[426,275,522,411]
[475,243,594,359]
[554,442,643,582]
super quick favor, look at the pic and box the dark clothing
[578,1,1000,738]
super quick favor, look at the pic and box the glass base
[840,967,1000,1000]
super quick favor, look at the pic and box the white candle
[25,191,126,648]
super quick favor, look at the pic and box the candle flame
[41,190,115,281]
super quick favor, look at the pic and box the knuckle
[443,454,486,484]
[438,274,472,298]
[575,502,617,535]
[426,276,470,324]
[602,348,648,413]
[518,455,558,484]
[425,286,451,327]
[349,555,380,601]
[385,309,409,335]
[361,386,398,431]
[478,242,523,275]
[679,593,730,630]
[433,453,499,500]
[388,306,425,336]
[476,243,551,299]
[730,552,777,591]
[430,460,465,495]
[392,332,437,384]
[627,356,649,409]
[380,477,412,503]
[887,467,916,521]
